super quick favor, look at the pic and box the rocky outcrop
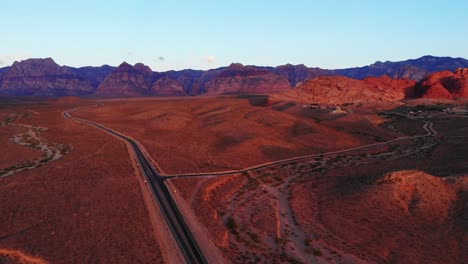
[95,62,153,97]
[0,58,95,96]
[414,68,468,99]
[1,56,467,97]
[0,66,9,78]
[151,76,187,96]
[204,63,291,95]
[364,75,417,98]
[274,64,334,87]
[335,55,468,81]
[162,69,205,95]
[70,65,115,88]
[277,75,414,104]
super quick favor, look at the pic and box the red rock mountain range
[0,56,467,101]
[415,68,468,99]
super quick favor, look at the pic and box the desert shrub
[248,232,259,243]
[226,217,237,234]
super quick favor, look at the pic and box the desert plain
[1,96,466,263]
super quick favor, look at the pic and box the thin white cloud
[206,55,216,64]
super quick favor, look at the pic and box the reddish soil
[0,248,47,263]
[291,170,466,264]
[2,97,465,263]
[170,175,247,250]
[0,100,164,263]
[73,98,400,174]
[0,124,42,169]
[169,102,467,263]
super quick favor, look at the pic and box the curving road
[63,103,437,263]
[167,119,436,179]
[63,106,207,264]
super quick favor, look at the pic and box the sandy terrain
[1,97,465,263]
[73,97,402,174]
[168,102,467,263]
[0,100,166,263]
[0,124,42,169]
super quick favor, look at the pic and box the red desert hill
[95,62,154,97]
[415,68,468,99]
[275,75,415,104]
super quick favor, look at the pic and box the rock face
[204,63,291,95]
[364,75,417,98]
[70,65,115,88]
[414,68,468,99]
[272,55,468,85]
[277,75,415,104]
[151,76,187,96]
[0,66,9,77]
[0,58,96,96]
[335,55,468,81]
[273,64,334,87]
[0,56,467,97]
[162,69,205,95]
[95,62,153,97]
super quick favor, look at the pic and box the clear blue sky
[1,0,467,71]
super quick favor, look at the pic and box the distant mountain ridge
[0,55,467,98]
[334,55,468,80]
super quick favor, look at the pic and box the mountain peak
[134,63,153,74]
[0,58,96,96]
[12,57,58,67]
[228,63,244,70]
[115,62,136,72]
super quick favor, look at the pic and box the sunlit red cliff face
[364,75,417,97]
[415,68,468,99]
[275,75,416,104]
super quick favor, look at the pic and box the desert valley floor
[0,96,467,264]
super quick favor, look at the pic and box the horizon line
[2,54,467,73]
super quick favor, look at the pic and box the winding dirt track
[63,102,437,263]
[167,118,436,179]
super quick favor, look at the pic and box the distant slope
[0,58,95,96]
[273,64,334,87]
[69,65,115,88]
[335,55,468,81]
[275,75,415,104]
[204,63,291,95]
[95,62,153,97]
[0,56,467,97]
[414,68,468,99]
[0,67,9,86]
[0,66,10,76]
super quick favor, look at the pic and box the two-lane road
[63,103,438,263]
[63,107,206,264]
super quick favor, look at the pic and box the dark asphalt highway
[63,107,207,264]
